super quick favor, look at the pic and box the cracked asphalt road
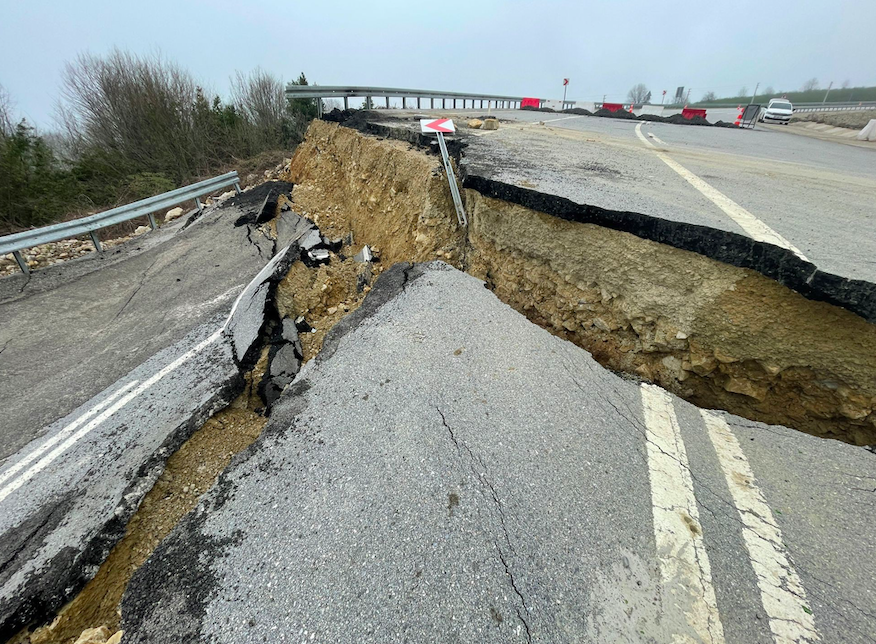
[0,183,289,459]
[122,263,876,643]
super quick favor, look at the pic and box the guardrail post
[431,98,434,109]
[402,97,407,109]
[442,99,446,109]
[344,97,348,110]
[417,97,421,109]
[13,251,29,274]
[89,231,103,252]
[195,197,203,212]
[147,213,157,230]
[234,182,242,195]
[385,96,390,109]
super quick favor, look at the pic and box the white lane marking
[0,380,139,489]
[634,123,808,261]
[701,411,821,643]
[648,132,667,146]
[641,384,726,643]
[0,329,222,504]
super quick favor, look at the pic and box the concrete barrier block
[856,119,876,141]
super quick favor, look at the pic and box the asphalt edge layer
[461,175,876,324]
[118,261,438,643]
[0,374,242,642]
[317,261,432,363]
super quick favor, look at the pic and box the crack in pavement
[436,406,532,641]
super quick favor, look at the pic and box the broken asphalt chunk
[354,245,374,263]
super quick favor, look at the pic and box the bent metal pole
[419,118,467,227]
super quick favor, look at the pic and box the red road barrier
[602,102,623,112]
[521,97,540,108]
[682,107,707,120]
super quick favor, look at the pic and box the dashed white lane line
[634,123,808,261]
[0,329,222,504]
[701,410,821,643]
[640,384,727,643]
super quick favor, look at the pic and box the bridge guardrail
[285,85,528,115]
[1,171,241,274]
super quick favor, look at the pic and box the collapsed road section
[120,262,876,644]
[285,116,876,445]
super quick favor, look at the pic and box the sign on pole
[420,118,456,134]
[418,119,467,227]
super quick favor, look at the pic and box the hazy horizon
[2,0,874,129]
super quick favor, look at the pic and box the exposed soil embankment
[284,119,876,444]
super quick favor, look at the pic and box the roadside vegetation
[690,83,876,106]
[0,49,319,233]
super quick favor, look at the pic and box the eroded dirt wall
[286,120,876,444]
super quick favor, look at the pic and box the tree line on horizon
[623,79,875,106]
[0,49,319,233]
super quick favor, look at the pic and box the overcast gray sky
[2,0,873,127]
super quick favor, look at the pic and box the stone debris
[482,118,499,130]
[133,226,150,236]
[71,626,120,644]
[468,119,484,129]
[164,207,184,222]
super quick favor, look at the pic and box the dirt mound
[594,108,636,119]
[521,106,557,113]
[562,108,592,116]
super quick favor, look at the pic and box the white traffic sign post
[420,119,467,227]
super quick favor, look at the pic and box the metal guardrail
[285,85,528,115]
[1,171,241,274]
[792,102,876,113]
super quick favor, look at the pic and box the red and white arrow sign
[420,118,455,134]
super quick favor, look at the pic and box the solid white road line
[648,132,667,146]
[0,329,223,504]
[634,123,808,261]
[701,411,821,643]
[0,380,139,489]
[640,384,727,644]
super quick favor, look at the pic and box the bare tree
[763,86,775,97]
[841,79,850,89]
[801,77,819,91]
[627,83,649,104]
[739,87,748,98]
[231,68,287,150]
[701,90,718,102]
[61,49,203,181]
[0,84,14,138]
[232,69,284,128]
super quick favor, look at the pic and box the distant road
[401,107,876,282]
